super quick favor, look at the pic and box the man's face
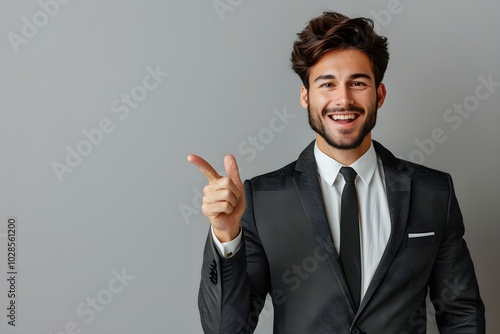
[300,49,386,154]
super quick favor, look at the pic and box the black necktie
[339,166,361,310]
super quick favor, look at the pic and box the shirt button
[351,327,362,334]
[226,252,233,257]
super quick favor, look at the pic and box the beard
[308,101,378,150]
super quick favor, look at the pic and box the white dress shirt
[212,141,391,300]
[314,141,391,299]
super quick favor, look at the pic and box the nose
[334,85,354,107]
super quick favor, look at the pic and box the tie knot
[340,166,357,183]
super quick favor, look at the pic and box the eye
[350,81,368,89]
[320,83,334,88]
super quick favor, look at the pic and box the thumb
[224,154,242,187]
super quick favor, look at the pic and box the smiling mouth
[327,113,359,123]
[330,114,356,120]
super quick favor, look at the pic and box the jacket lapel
[292,141,357,314]
[356,141,412,315]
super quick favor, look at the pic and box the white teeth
[331,114,356,120]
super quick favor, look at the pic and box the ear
[300,85,308,109]
[376,83,387,109]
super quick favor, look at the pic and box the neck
[316,134,372,166]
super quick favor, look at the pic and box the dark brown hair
[291,12,389,89]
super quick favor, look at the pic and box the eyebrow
[313,73,372,83]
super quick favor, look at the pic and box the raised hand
[187,154,245,242]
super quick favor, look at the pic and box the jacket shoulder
[374,141,451,189]
[246,160,297,191]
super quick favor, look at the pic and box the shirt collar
[314,141,377,186]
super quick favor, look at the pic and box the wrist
[213,224,241,243]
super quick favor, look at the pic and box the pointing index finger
[187,154,221,182]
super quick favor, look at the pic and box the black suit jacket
[198,141,485,334]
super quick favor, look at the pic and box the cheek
[310,93,330,109]
[357,93,377,109]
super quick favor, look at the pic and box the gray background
[0,0,498,333]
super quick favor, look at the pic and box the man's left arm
[429,174,485,333]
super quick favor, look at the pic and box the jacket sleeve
[198,180,271,334]
[429,174,485,333]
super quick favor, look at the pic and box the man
[188,11,485,334]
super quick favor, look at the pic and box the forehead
[309,49,374,81]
